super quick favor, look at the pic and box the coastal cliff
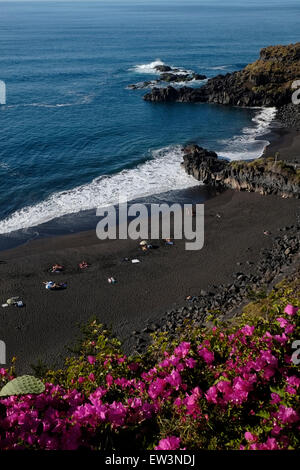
[182,145,300,198]
[144,42,300,125]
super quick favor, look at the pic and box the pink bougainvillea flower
[263,437,279,450]
[185,357,197,369]
[174,342,190,358]
[276,405,299,425]
[106,374,114,387]
[198,347,214,364]
[166,369,182,390]
[216,379,232,395]
[155,436,181,450]
[287,376,300,388]
[271,424,282,437]
[148,378,166,400]
[285,385,296,395]
[245,432,258,443]
[270,392,281,404]
[241,325,255,336]
[276,317,291,330]
[87,355,96,365]
[205,385,218,404]
[284,304,298,316]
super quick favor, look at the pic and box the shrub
[0,278,299,450]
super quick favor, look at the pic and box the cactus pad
[0,375,45,397]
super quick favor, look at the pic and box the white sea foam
[0,146,200,235]
[218,107,277,161]
[5,94,95,110]
[207,65,230,71]
[172,78,208,87]
[133,59,166,74]
[132,59,192,76]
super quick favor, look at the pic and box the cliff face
[144,43,300,109]
[182,145,300,198]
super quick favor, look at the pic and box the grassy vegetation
[229,157,300,184]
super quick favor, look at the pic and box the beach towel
[7,297,19,305]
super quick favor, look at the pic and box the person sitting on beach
[79,261,89,269]
[51,264,64,273]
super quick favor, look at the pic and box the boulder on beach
[182,144,300,198]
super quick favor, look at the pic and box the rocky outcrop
[182,145,300,198]
[144,85,206,102]
[128,63,207,90]
[154,65,172,72]
[144,43,300,108]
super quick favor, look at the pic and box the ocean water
[0,0,299,244]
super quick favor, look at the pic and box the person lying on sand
[79,261,89,269]
[51,264,64,273]
[43,281,67,290]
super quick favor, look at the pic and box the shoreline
[263,125,300,163]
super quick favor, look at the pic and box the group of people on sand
[44,239,175,292]
[44,261,90,291]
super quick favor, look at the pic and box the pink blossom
[198,347,214,364]
[166,370,182,390]
[245,432,258,442]
[285,385,296,395]
[148,378,166,400]
[174,342,191,358]
[271,424,282,437]
[276,317,288,328]
[284,304,298,316]
[155,436,181,450]
[276,405,299,424]
[241,325,255,336]
[265,437,279,450]
[107,402,127,427]
[106,374,114,387]
[287,376,300,388]
[87,355,96,365]
[270,392,281,404]
[205,385,218,404]
[185,358,197,369]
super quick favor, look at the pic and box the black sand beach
[264,126,300,163]
[0,185,299,373]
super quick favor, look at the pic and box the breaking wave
[0,146,200,235]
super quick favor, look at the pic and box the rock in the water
[154,64,172,72]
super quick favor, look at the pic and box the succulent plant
[0,375,45,397]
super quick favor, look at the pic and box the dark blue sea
[0,0,299,247]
